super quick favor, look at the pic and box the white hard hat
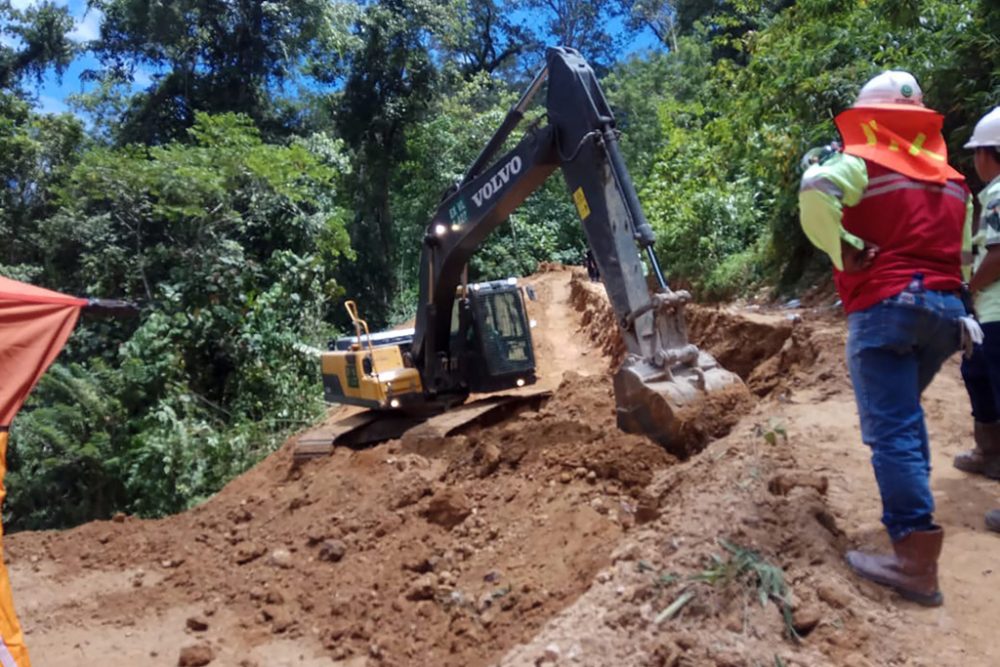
[965,107,1000,149]
[853,70,930,111]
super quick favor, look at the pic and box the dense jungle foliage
[2,0,998,530]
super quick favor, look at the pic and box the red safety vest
[835,160,968,313]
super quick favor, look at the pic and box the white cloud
[68,8,102,43]
[133,68,153,87]
[10,0,69,9]
[36,95,68,114]
[8,2,97,42]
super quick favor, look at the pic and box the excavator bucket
[613,353,744,458]
[609,290,747,458]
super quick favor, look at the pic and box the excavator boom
[410,46,743,454]
[305,46,744,461]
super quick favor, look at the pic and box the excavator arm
[410,46,742,450]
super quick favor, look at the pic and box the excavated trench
[568,271,819,456]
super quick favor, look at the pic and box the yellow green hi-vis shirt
[798,152,972,275]
[973,174,1000,323]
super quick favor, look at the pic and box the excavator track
[292,390,551,464]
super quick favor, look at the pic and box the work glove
[959,316,984,359]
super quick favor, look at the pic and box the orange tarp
[835,108,964,184]
[0,277,86,667]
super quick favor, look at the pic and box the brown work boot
[954,421,1000,478]
[986,510,1000,533]
[845,527,943,607]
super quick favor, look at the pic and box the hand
[841,239,879,273]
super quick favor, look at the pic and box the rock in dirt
[768,472,829,496]
[319,539,347,563]
[234,543,266,565]
[422,488,472,529]
[402,553,436,573]
[792,605,823,635]
[473,441,502,478]
[634,494,660,524]
[391,474,432,509]
[261,606,294,633]
[816,582,853,610]
[229,507,253,524]
[268,548,294,569]
[406,574,437,601]
[185,616,210,632]
[178,644,214,666]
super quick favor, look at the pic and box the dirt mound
[14,265,988,667]
[685,306,823,398]
[497,413,901,667]
[11,372,676,666]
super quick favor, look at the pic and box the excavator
[293,47,742,461]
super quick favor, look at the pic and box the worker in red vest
[799,71,975,607]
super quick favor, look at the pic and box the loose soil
[7,266,999,666]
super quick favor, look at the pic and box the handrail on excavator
[344,301,378,375]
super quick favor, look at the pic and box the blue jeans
[847,285,964,542]
[960,321,1000,423]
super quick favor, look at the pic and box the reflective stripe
[944,181,967,196]
[862,181,968,203]
[962,251,975,264]
[799,175,844,198]
[867,173,965,194]
[868,174,907,187]
[0,639,18,667]
[909,132,946,162]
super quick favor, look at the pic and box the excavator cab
[452,279,536,393]
[320,280,535,416]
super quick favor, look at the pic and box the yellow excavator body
[320,345,423,410]
[320,301,424,410]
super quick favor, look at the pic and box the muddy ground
[7,266,999,666]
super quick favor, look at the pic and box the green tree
[0,0,75,89]
[435,0,536,78]
[331,0,441,327]
[638,0,978,297]
[89,0,359,143]
[0,93,85,276]
[7,113,352,526]
[523,0,629,71]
